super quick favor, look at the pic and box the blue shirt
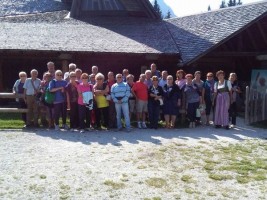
[184,83,200,103]
[48,79,67,103]
[23,78,41,95]
[111,82,130,103]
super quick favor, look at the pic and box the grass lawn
[0,113,24,129]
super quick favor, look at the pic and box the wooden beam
[0,60,3,92]
[246,28,259,51]
[0,108,28,113]
[238,34,243,51]
[256,21,267,46]
[210,51,267,57]
[0,93,24,99]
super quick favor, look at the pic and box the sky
[162,0,262,17]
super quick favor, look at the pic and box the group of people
[13,62,241,132]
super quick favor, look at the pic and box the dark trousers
[187,102,199,122]
[148,101,160,128]
[95,106,109,128]
[70,102,79,129]
[108,101,117,128]
[53,102,67,126]
[78,104,91,129]
[229,102,237,125]
[19,100,27,123]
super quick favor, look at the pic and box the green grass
[103,180,126,190]
[145,178,167,188]
[0,113,24,129]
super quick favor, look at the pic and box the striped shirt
[111,82,130,103]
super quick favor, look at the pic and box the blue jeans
[115,102,130,129]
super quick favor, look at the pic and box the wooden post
[245,86,249,125]
[0,60,3,92]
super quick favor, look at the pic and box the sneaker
[80,129,85,133]
[138,122,142,129]
[142,122,147,129]
[55,125,60,131]
[63,124,69,130]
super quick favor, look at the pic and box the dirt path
[0,119,266,200]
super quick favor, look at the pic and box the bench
[0,93,28,113]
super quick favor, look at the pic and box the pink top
[77,83,93,105]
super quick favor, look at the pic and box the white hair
[19,71,27,77]
[95,73,105,80]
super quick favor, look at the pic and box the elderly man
[111,74,131,132]
[159,71,168,87]
[46,61,55,79]
[64,63,77,81]
[151,63,161,78]
[122,69,129,82]
[23,69,41,128]
[132,74,148,129]
[92,65,98,75]
[144,70,152,88]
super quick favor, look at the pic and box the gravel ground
[0,118,266,200]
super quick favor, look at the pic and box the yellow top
[95,95,109,108]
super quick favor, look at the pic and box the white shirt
[214,80,232,92]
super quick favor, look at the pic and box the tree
[165,10,171,19]
[208,5,211,11]
[237,0,242,5]
[220,0,227,8]
[153,0,163,19]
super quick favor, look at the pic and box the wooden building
[0,0,267,91]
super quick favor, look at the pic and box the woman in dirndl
[213,70,232,129]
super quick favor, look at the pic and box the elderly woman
[162,75,181,128]
[229,73,241,127]
[193,71,204,125]
[49,70,68,131]
[202,72,216,125]
[66,71,79,131]
[175,69,186,90]
[184,74,201,128]
[40,72,53,128]
[94,73,109,130]
[75,68,82,83]
[13,71,27,124]
[126,74,136,121]
[214,70,232,129]
[148,76,163,129]
[77,73,94,133]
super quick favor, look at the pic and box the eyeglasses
[207,76,213,78]
[20,75,26,77]
[56,74,62,76]
[82,77,88,79]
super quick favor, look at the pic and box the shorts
[129,99,136,113]
[136,99,148,113]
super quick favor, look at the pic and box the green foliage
[153,0,163,19]
[165,10,171,19]
[220,0,227,8]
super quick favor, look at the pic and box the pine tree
[153,0,163,19]
[165,10,171,19]
[237,0,242,5]
[208,5,211,11]
[220,0,227,8]
[228,0,234,7]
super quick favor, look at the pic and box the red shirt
[132,81,148,101]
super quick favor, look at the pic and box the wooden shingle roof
[166,1,267,64]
